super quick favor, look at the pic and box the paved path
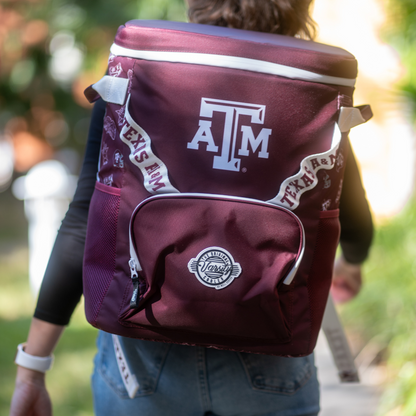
[315,332,383,416]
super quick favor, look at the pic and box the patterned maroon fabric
[307,209,341,351]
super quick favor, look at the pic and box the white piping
[110,44,356,88]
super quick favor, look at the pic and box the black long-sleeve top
[34,98,374,326]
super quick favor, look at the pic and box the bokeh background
[1,0,416,415]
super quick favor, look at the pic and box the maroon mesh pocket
[83,182,121,326]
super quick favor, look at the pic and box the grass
[0,245,98,416]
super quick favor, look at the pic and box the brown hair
[187,0,316,40]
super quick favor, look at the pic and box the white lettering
[187,120,218,152]
[188,98,272,172]
[238,126,271,158]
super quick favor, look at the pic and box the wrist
[16,365,46,384]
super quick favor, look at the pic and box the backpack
[83,20,372,357]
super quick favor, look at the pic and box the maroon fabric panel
[307,209,340,351]
[120,195,302,342]
[83,184,121,325]
[114,21,357,79]
[125,59,341,202]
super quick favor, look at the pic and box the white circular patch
[187,247,242,290]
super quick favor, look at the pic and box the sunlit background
[313,0,415,220]
[1,0,416,415]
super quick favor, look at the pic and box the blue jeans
[92,331,320,416]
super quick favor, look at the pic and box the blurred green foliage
[0,0,186,169]
[340,195,416,415]
[385,0,416,120]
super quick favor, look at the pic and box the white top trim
[110,44,356,88]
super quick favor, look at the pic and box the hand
[9,319,65,415]
[10,367,52,416]
[330,256,362,304]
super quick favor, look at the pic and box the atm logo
[187,98,272,172]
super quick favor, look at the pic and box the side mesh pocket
[83,182,121,326]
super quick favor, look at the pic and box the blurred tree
[385,0,416,120]
[0,0,186,173]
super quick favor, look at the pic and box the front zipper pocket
[120,193,305,342]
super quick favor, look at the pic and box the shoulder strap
[267,105,372,210]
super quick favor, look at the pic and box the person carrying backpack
[10,1,373,415]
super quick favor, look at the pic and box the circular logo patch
[187,247,242,290]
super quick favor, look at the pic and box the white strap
[338,106,367,132]
[110,44,356,88]
[268,104,371,210]
[112,335,140,399]
[120,95,179,195]
[322,295,360,382]
[92,75,129,105]
[268,123,342,210]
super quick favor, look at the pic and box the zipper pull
[129,258,139,279]
[128,258,140,309]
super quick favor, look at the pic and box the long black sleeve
[339,141,374,264]
[34,99,106,325]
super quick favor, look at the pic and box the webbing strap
[268,105,372,210]
[112,335,140,398]
[338,105,373,132]
[84,75,129,105]
[322,295,360,382]
[268,123,342,209]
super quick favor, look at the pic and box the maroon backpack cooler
[83,20,372,357]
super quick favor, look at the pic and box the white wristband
[15,343,54,373]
